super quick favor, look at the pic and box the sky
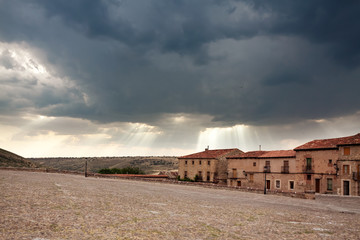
[0,0,360,157]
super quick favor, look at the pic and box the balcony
[263,166,271,173]
[303,165,314,173]
[352,172,360,181]
[281,166,289,174]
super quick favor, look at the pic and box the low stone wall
[0,167,83,175]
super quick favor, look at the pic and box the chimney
[259,145,261,151]
[205,145,209,151]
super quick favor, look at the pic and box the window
[232,168,237,178]
[307,175,311,181]
[275,180,280,189]
[249,174,254,182]
[344,147,350,156]
[253,162,256,167]
[185,160,187,165]
[282,160,289,173]
[289,181,294,190]
[207,171,210,181]
[184,171,187,178]
[265,161,271,172]
[237,181,241,187]
[343,165,350,174]
[328,159,333,167]
[199,160,202,165]
[208,161,211,166]
[192,161,194,165]
[306,158,312,170]
[327,178,333,191]
[198,171,202,179]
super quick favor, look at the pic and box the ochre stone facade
[178,133,360,196]
[227,150,297,193]
[294,149,338,194]
[337,145,360,196]
[178,148,243,184]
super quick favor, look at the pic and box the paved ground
[1,170,359,239]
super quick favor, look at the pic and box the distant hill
[30,156,179,174]
[0,148,37,168]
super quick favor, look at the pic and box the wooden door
[343,181,350,195]
[315,179,320,193]
[266,180,271,190]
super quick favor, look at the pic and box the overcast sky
[1,0,359,157]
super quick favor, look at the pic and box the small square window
[185,160,187,165]
[208,161,211,166]
[253,162,256,166]
[192,161,194,165]
[199,160,202,165]
[329,159,332,164]
[307,175,311,180]
[343,165,349,174]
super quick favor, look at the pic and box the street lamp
[85,158,88,177]
[264,165,268,194]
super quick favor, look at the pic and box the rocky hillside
[30,156,178,174]
[0,148,37,168]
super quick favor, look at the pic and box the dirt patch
[1,170,359,239]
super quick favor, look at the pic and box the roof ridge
[179,148,241,159]
[295,133,360,150]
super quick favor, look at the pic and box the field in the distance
[29,156,178,174]
[1,170,360,239]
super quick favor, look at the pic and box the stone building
[178,148,243,184]
[226,133,360,196]
[227,150,296,192]
[294,133,360,196]
[178,133,360,196]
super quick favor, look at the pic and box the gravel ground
[1,170,359,240]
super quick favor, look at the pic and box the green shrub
[194,174,199,182]
[177,176,194,182]
[98,168,113,174]
[98,167,144,175]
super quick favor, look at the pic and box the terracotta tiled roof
[228,151,268,159]
[260,150,296,158]
[294,133,360,151]
[179,148,240,159]
[228,150,295,159]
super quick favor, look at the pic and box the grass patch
[98,167,144,174]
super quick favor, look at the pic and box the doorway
[343,180,350,195]
[315,179,320,193]
[266,180,271,190]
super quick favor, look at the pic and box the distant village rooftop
[178,148,240,159]
[294,133,360,151]
[228,150,295,159]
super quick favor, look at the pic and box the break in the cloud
[0,0,359,157]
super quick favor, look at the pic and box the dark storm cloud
[250,0,360,67]
[0,0,359,128]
